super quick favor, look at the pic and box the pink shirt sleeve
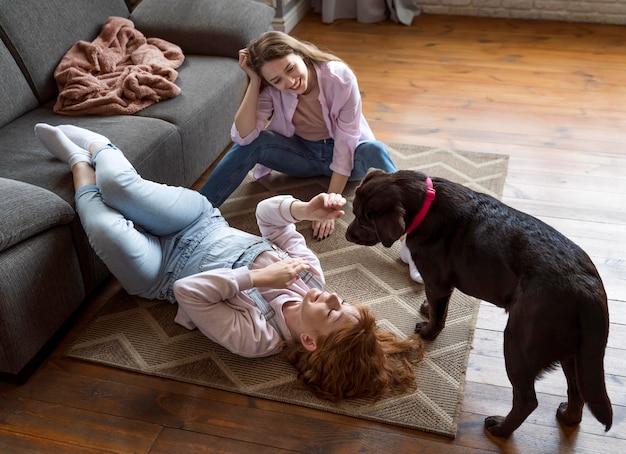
[255,195,323,280]
[231,87,290,145]
[317,62,363,176]
[173,266,285,357]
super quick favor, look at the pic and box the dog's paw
[556,402,582,426]
[414,321,440,340]
[484,416,512,438]
[414,321,428,334]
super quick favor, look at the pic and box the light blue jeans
[75,144,274,301]
[199,131,397,207]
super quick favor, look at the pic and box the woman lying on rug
[197,31,397,241]
[35,123,423,402]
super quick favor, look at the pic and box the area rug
[66,144,509,438]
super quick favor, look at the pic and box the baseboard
[273,1,312,33]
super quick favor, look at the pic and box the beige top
[293,80,330,141]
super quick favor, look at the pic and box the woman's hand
[305,193,346,220]
[312,218,335,240]
[289,193,346,239]
[308,193,344,239]
[250,258,311,289]
[238,48,260,82]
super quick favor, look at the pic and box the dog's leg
[556,357,584,426]
[485,324,539,438]
[415,287,452,340]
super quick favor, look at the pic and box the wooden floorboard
[2,11,625,453]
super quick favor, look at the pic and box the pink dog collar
[405,177,436,235]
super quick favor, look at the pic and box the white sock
[34,123,91,168]
[400,238,424,284]
[57,124,110,152]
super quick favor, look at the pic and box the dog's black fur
[345,169,612,438]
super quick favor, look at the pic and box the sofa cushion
[0,109,185,198]
[131,0,275,58]
[0,0,129,104]
[0,178,75,253]
[136,55,247,185]
[0,41,39,128]
[0,226,85,374]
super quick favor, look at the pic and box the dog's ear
[360,174,407,247]
[372,212,406,247]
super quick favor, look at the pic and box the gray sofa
[0,0,274,380]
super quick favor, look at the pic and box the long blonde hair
[247,31,343,82]
[282,304,424,402]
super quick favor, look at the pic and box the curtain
[311,0,421,26]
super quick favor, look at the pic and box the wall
[418,0,626,25]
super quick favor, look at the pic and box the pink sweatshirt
[172,195,324,358]
[230,60,376,177]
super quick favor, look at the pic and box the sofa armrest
[0,178,75,253]
[130,0,275,58]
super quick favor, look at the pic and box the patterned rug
[66,144,509,438]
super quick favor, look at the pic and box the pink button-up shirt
[231,61,376,177]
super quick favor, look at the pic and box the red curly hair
[282,304,424,402]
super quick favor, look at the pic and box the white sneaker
[400,239,424,284]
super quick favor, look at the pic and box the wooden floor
[2,12,625,454]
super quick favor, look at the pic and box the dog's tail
[577,295,613,431]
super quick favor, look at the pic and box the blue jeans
[199,131,397,207]
[75,144,273,301]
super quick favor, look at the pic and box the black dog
[345,169,612,438]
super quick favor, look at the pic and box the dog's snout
[346,218,379,246]
[345,223,358,242]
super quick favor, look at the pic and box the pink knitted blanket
[53,16,184,115]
